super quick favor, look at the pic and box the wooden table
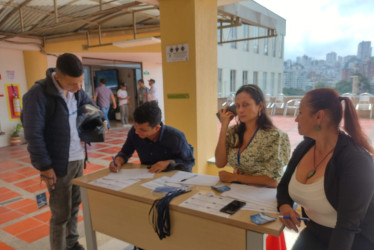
[72,164,284,250]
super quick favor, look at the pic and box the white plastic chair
[341,92,354,100]
[355,93,372,119]
[265,94,272,109]
[283,99,301,117]
[270,94,285,115]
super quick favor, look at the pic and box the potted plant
[10,123,23,146]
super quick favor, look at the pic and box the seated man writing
[109,101,195,173]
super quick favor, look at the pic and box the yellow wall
[23,51,48,89]
[160,0,218,174]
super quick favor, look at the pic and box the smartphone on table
[220,200,246,215]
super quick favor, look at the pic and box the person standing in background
[148,78,159,102]
[117,83,130,126]
[137,79,149,105]
[94,78,117,131]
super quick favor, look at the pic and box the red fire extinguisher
[11,84,21,116]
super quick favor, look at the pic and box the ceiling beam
[0,0,32,29]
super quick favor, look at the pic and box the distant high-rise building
[326,52,337,65]
[357,41,372,60]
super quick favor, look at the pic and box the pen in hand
[112,156,119,172]
[279,215,310,222]
[181,174,197,182]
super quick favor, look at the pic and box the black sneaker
[67,242,85,250]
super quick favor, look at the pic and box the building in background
[357,41,372,61]
[217,1,286,98]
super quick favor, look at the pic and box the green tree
[335,80,352,94]
[314,82,329,89]
[356,73,371,94]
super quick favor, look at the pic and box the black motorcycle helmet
[77,104,105,143]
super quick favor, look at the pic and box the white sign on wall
[166,44,189,62]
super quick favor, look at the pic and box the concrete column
[159,0,218,173]
[352,75,359,95]
[23,51,48,89]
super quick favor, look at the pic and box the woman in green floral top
[215,85,290,188]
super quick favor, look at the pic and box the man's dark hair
[134,101,161,127]
[56,53,83,77]
[138,79,144,83]
[100,78,106,84]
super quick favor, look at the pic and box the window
[218,68,223,97]
[253,27,259,53]
[243,25,249,51]
[263,28,268,55]
[253,71,258,85]
[262,72,268,93]
[230,70,236,93]
[243,71,248,85]
[270,73,275,95]
[271,37,276,57]
[278,73,282,93]
[230,27,237,49]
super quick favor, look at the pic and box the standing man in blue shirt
[109,101,195,173]
[94,78,117,130]
[22,53,93,250]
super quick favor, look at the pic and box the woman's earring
[258,111,262,117]
[315,125,321,131]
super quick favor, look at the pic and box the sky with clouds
[257,0,374,61]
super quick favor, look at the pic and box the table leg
[81,187,97,250]
[246,230,266,250]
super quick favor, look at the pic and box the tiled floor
[1,116,374,250]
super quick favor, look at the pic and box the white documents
[88,169,154,191]
[141,176,189,190]
[179,192,233,218]
[105,168,155,180]
[89,178,139,191]
[221,183,278,213]
[168,171,219,186]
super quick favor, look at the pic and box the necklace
[306,145,334,179]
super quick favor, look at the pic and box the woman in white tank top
[276,88,374,250]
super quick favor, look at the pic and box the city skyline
[258,0,374,61]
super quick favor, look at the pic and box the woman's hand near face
[279,204,301,232]
[219,106,235,127]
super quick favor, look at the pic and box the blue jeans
[100,106,110,129]
[48,160,83,250]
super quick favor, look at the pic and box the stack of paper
[179,192,232,217]
[167,171,219,186]
[221,183,278,213]
[89,169,155,191]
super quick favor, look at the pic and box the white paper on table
[104,168,155,180]
[179,192,233,217]
[141,176,190,190]
[89,178,139,191]
[221,183,278,213]
[167,171,220,186]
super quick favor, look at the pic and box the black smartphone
[216,104,237,121]
[220,200,246,215]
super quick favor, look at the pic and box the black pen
[181,174,197,182]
